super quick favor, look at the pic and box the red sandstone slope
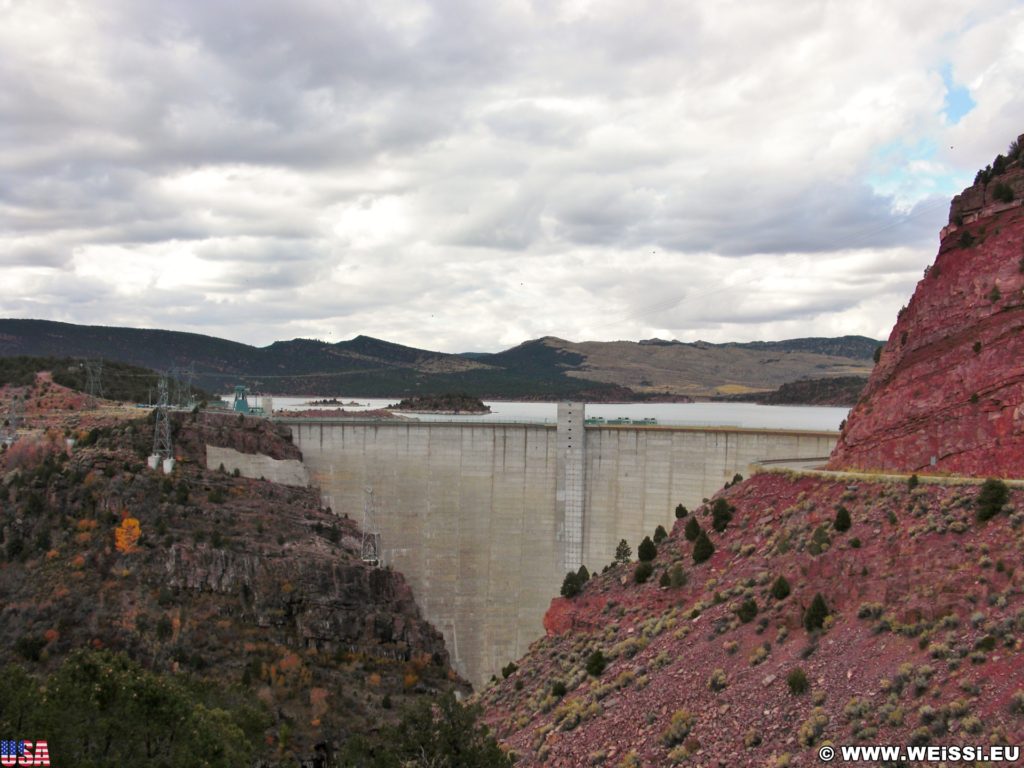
[480,139,1024,767]
[480,474,1024,766]
[828,153,1024,475]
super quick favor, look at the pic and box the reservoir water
[261,396,847,432]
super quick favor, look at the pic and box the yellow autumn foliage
[115,517,141,553]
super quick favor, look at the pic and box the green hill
[0,319,881,400]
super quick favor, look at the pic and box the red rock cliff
[828,158,1024,476]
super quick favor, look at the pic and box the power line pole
[361,487,382,566]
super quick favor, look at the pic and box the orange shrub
[114,518,141,553]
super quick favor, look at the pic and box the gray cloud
[1,0,1022,352]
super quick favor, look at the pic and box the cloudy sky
[2,0,1023,352]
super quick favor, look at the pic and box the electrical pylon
[84,360,103,400]
[152,374,172,461]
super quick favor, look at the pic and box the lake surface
[256,395,848,432]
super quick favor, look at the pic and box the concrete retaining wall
[206,445,311,487]
[284,419,836,686]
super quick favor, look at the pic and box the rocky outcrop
[828,162,1024,476]
[174,411,303,461]
[160,541,446,660]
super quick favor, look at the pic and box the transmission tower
[361,487,382,566]
[151,374,173,462]
[0,393,24,446]
[168,363,196,408]
[8,394,24,430]
[181,362,196,407]
[84,360,104,400]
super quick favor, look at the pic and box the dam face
[280,412,836,686]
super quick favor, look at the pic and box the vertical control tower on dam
[277,405,836,686]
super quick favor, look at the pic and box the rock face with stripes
[828,158,1024,476]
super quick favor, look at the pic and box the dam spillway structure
[256,404,838,687]
[556,402,585,574]
[361,486,382,566]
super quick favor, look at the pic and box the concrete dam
[252,406,837,686]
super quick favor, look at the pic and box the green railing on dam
[275,415,838,438]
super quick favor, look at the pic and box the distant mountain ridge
[0,318,880,399]
[638,335,880,359]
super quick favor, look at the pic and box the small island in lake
[388,393,491,414]
[305,398,365,406]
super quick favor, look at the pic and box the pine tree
[653,524,668,544]
[736,598,758,623]
[634,561,654,583]
[977,478,1010,522]
[576,564,590,584]
[770,575,791,600]
[615,539,632,564]
[833,506,851,533]
[711,498,734,533]
[693,531,714,564]
[638,535,657,562]
[674,503,688,519]
[560,571,581,598]
[684,517,701,542]
[803,593,829,631]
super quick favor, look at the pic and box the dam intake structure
[216,404,837,686]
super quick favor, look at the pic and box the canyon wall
[829,162,1024,476]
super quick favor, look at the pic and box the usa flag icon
[0,740,49,766]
